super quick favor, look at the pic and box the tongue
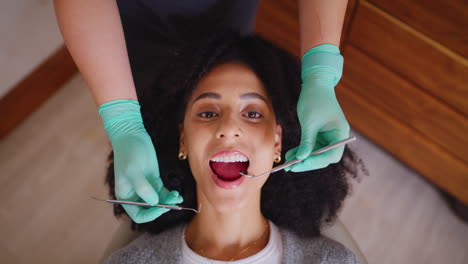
[210,161,249,181]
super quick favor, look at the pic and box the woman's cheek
[255,126,276,146]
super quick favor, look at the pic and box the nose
[216,115,242,139]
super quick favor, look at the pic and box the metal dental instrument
[90,196,201,213]
[240,136,357,179]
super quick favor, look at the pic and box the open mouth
[209,153,249,182]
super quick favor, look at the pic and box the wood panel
[0,45,77,140]
[335,83,468,204]
[255,0,300,56]
[254,0,358,57]
[342,45,468,164]
[347,1,468,116]
[369,0,468,58]
[340,0,359,47]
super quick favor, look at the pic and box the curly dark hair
[105,32,366,238]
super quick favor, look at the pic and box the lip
[209,150,248,189]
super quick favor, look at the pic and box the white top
[181,221,282,264]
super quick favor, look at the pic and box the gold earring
[178,152,187,160]
[274,154,281,163]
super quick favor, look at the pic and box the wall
[0,0,63,98]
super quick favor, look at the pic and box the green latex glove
[98,99,183,223]
[285,44,350,172]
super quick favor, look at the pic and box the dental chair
[100,217,368,263]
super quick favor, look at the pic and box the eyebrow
[191,92,268,105]
[192,92,221,105]
[239,93,268,103]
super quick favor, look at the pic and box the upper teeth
[211,154,248,162]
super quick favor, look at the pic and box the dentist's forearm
[298,0,348,56]
[53,0,137,106]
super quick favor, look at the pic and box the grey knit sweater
[104,224,360,264]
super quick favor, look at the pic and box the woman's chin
[207,193,249,213]
[198,172,249,211]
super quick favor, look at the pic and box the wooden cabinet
[255,0,468,204]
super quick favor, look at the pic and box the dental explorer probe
[90,196,201,213]
[239,136,356,179]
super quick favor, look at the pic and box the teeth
[211,154,248,162]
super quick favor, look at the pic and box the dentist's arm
[53,0,183,223]
[299,0,347,55]
[285,0,350,171]
[53,0,136,105]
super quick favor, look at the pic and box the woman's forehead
[190,62,270,103]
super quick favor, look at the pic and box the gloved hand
[99,99,183,223]
[285,44,350,172]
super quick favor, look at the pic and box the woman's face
[179,62,282,212]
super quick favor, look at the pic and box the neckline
[181,220,280,263]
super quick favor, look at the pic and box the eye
[243,111,263,119]
[197,111,219,119]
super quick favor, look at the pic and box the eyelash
[197,111,263,119]
[198,112,218,118]
[243,111,263,119]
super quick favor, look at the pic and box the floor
[1,73,468,264]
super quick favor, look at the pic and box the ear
[178,123,185,153]
[274,124,282,154]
